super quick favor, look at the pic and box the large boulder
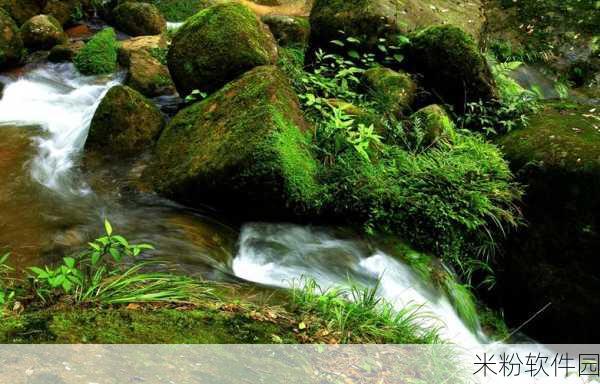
[495,102,600,343]
[406,25,497,113]
[20,15,67,51]
[74,27,118,75]
[167,3,278,96]
[0,9,23,69]
[308,0,484,60]
[112,2,166,36]
[145,65,320,216]
[118,34,167,63]
[86,85,165,157]
[363,67,416,116]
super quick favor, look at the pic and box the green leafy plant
[184,89,208,104]
[28,220,214,305]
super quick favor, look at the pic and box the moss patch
[74,27,118,76]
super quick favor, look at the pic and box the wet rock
[0,9,24,69]
[363,67,416,116]
[20,15,67,51]
[112,2,166,36]
[406,25,497,113]
[261,14,309,47]
[167,2,278,96]
[48,40,84,62]
[86,85,165,157]
[495,101,600,343]
[146,65,320,216]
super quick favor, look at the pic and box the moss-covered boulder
[407,25,497,113]
[86,85,165,157]
[124,50,175,97]
[167,3,278,96]
[364,67,416,116]
[0,9,23,69]
[113,2,166,36]
[20,15,67,51]
[308,0,485,61]
[0,0,44,25]
[262,14,309,47]
[74,27,118,75]
[495,101,600,343]
[48,40,84,62]
[146,65,321,216]
[410,104,456,147]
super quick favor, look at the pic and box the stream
[1,62,596,384]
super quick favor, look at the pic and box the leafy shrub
[74,28,119,76]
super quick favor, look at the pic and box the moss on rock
[410,104,456,147]
[407,25,497,113]
[86,85,165,157]
[494,101,600,342]
[308,0,485,61]
[146,65,321,217]
[20,14,67,51]
[74,27,118,75]
[43,0,82,26]
[48,40,84,62]
[363,66,416,116]
[125,50,175,97]
[113,1,166,36]
[167,2,278,96]
[0,9,23,69]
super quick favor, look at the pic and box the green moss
[87,85,165,156]
[321,133,522,280]
[167,2,277,95]
[74,27,118,76]
[364,67,416,115]
[497,101,600,172]
[408,25,497,112]
[410,104,457,146]
[148,65,322,215]
[144,0,222,22]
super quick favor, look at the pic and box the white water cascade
[0,63,122,194]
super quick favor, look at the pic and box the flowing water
[2,62,596,384]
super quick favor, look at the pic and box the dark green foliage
[0,9,24,69]
[74,27,118,76]
[146,0,213,22]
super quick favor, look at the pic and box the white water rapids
[0,63,596,383]
[0,63,122,194]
